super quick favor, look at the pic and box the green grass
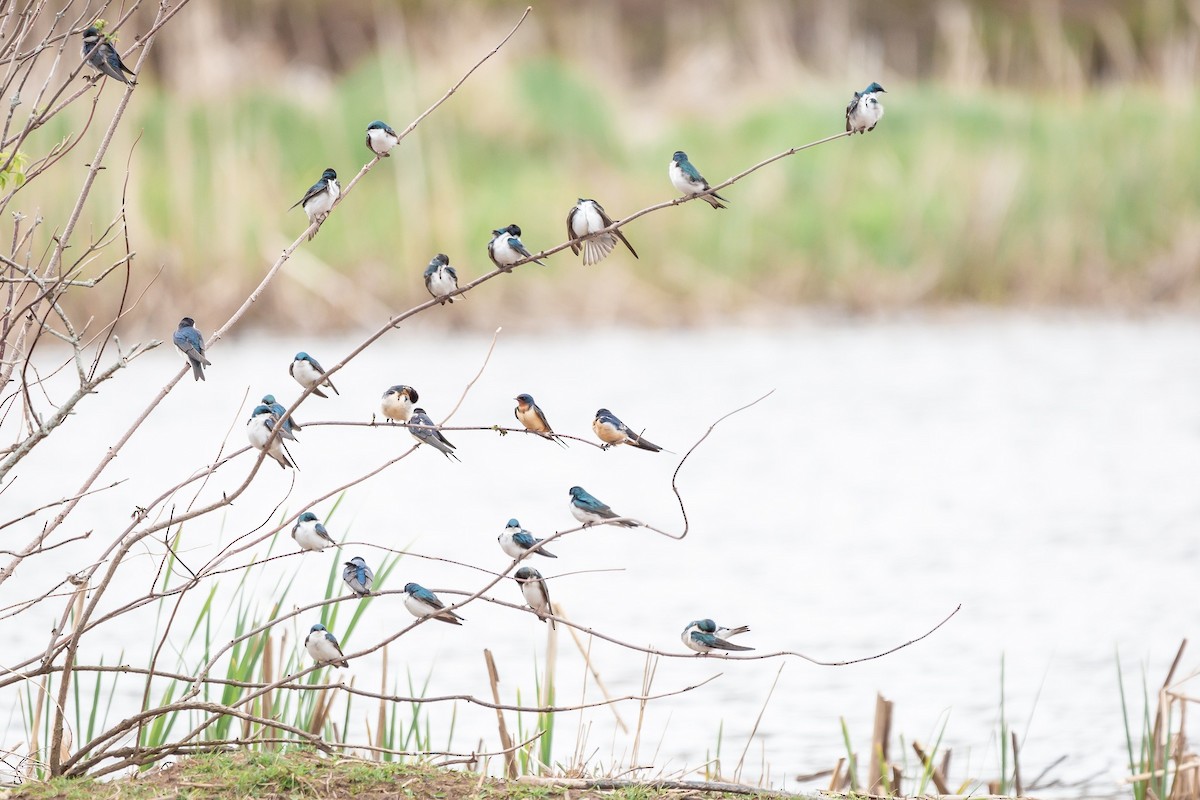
[12,55,1200,332]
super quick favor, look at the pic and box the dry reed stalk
[734,663,784,783]
[261,633,274,748]
[1153,640,1189,790]
[374,646,388,761]
[913,741,951,794]
[1011,731,1022,797]
[869,692,893,794]
[829,757,845,792]
[630,653,657,770]
[307,687,331,735]
[483,649,516,779]
[560,602,628,732]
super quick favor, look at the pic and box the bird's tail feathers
[582,235,616,266]
[703,193,728,209]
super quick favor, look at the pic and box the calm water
[3,314,1199,794]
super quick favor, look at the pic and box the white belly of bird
[669,162,703,195]
[850,96,883,132]
[246,417,273,450]
[404,593,436,618]
[306,634,342,663]
[293,521,330,551]
[498,533,524,558]
[491,237,521,266]
[381,395,413,422]
[368,127,397,155]
[681,629,708,653]
[292,360,322,387]
[569,504,598,525]
[573,203,605,237]
[521,581,550,613]
[304,183,339,221]
[428,267,457,298]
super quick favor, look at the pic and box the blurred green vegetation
[22,51,1200,331]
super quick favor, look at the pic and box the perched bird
[246,405,293,469]
[681,619,753,654]
[592,408,662,452]
[290,352,339,398]
[172,317,210,381]
[408,407,459,461]
[290,168,340,240]
[846,82,886,134]
[248,402,295,441]
[514,393,567,447]
[669,151,728,209]
[292,511,335,552]
[82,26,136,85]
[498,518,557,560]
[424,253,460,304]
[305,623,349,668]
[566,198,638,266]
[365,119,399,157]
[342,556,374,596]
[380,385,419,423]
[568,486,636,527]
[402,582,464,625]
[514,566,554,627]
[262,394,301,438]
[488,224,545,272]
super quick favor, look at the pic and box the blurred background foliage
[24,0,1200,332]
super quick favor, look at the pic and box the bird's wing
[566,206,582,256]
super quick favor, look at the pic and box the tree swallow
[681,619,753,654]
[380,385,418,423]
[248,402,295,442]
[566,198,638,266]
[262,394,301,438]
[498,518,558,560]
[342,556,374,596]
[424,253,460,304]
[305,623,349,668]
[514,566,554,627]
[172,316,210,381]
[592,408,662,452]
[845,82,886,134]
[669,151,728,209]
[365,120,399,157]
[568,486,636,527]
[246,405,293,469]
[408,407,460,461]
[290,168,340,240]
[292,511,335,552]
[290,352,339,398]
[514,393,567,447]
[402,582,464,625]
[82,26,136,85]
[488,224,545,272]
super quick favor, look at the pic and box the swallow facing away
[424,253,461,304]
[566,198,638,266]
[499,518,558,560]
[402,582,464,625]
[82,26,136,85]
[292,511,335,552]
[290,352,339,398]
[262,393,301,439]
[514,393,567,447]
[408,407,460,461]
[568,485,637,527]
[514,566,554,627]
[381,385,419,423]
[669,151,728,209]
[592,408,662,452]
[305,623,349,668]
[342,556,375,596]
[488,224,546,272]
[846,82,886,134]
[681,619,754,654]
[246,405,294,469]
[365,119,399,157]
[290,168,340,240]
[172,317,210,381]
